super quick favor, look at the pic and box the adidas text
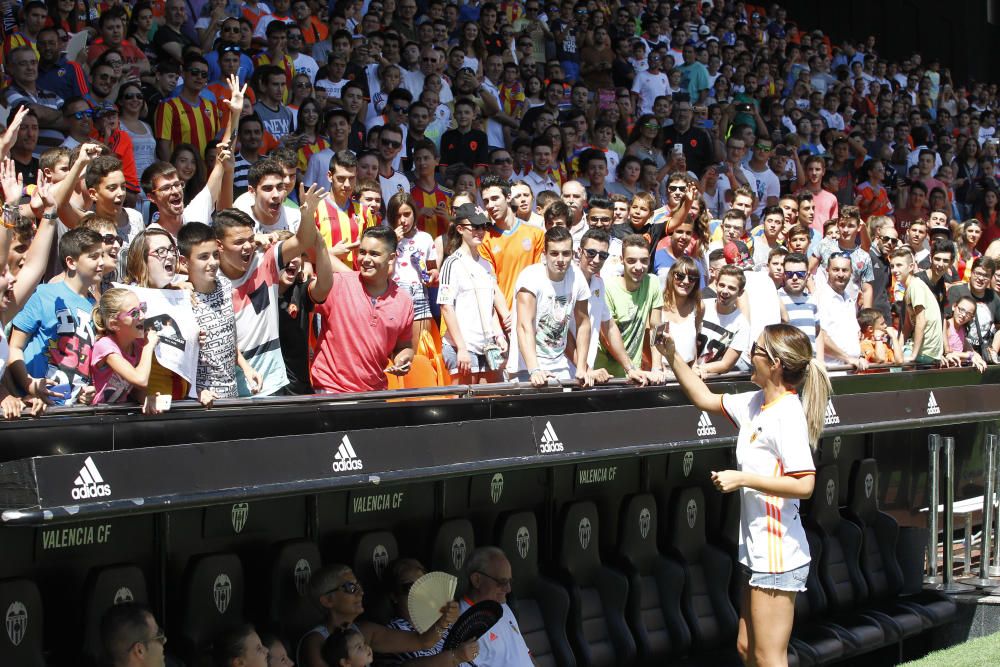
[71,457,111,500]
[696,412,717,437]
[824,400,840,425]
[539,421,564,453]
[332,436,364,472]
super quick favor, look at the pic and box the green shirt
[595,274,663,376]
[906,277,944,361]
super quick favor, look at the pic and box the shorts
[743,562,809,593]
[442,341,490,375]
[399,281,431,320]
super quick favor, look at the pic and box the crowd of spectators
[1,0,1000,420]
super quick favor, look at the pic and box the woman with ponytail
[654,322,830,667]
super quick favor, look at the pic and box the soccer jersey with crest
[721,390,815,574]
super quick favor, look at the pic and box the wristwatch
[42,211,58,220]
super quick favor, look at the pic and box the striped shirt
[315,197,378,266]
[5,84,64,156]
[411,183,453,239]
[778,289,819,346]
[154,94,219,154]
[297,136,330,172]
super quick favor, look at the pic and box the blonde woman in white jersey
[655,322,830,667]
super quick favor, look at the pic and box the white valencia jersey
[721,390,815,574]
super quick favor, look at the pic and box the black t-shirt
[152,25,194,63]
[660,125,715,176]
[917,270,950,312]
[946,284,1000,356]
[611,221,666,271]
[13,156,39,189]
[869,248,892,323]
[440,128,489,168]
[278,280,319,395]
[611,57,636,89]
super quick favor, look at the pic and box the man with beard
[216,183,324,396]
[304,110,352,191]
[816,253,868,370]
[36,27,88,101]
[562,180,589,247]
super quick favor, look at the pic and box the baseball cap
[928,223,951,238]
[723,240,752,268]
[698,25,710,36]
[454,203,490,228]
[93,102,118,116]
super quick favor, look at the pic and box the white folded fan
[407,571,458,633]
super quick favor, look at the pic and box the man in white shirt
[816,253,868,371]
[508,225,592,386]
[562,181,589,248]
[630,51,670,115]
[460,547,534,667]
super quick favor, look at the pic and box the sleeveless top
[296,622,361,666]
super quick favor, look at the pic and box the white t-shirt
[292,52,319,82]
[233,191,302,234]
[393,230,436,286]
[630,70,670,115]
[507,263,591,376]
[569,272,612,372]
[721,390,814,574]
[740,269,782,368]
[816,280,861,364]
[437,252,498,354]
[379,170,411,207]
[457,600,532,667]
[304,148,334,191]
[746,165,780,217]
[699,298,750,370]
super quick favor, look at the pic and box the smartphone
[673,143,684,155]
[651,322,670,345]
[155,394,172,411]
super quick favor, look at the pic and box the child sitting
[858,307,901,364]
[90,288,159,404]
[321,627,373,667]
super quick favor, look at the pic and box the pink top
[810,189,840,232]
[310,271,414,394]
[945,320,966,354]
[92,335,145,404]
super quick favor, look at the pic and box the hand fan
[408,571,458,633]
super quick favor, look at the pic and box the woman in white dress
[118,82,157,184]
[659,256,703,368]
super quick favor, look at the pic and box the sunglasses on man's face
[381,138,402,149]
[784,270,807,279]
[582,247,610,261]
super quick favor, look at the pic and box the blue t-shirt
[11,282,97,400]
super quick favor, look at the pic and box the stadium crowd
[0,0,1000,421]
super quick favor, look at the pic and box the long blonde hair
[91,287,133,336]
[759,323,832,448]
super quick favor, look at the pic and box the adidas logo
[824,400,840,426]
[71,456,111,500]
[926,392,940,415]
[696,411,717,437]
[332,435,364,472]
[539,421,564,453]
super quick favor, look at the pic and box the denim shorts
[442,341,489,374]
[745,562,809,593]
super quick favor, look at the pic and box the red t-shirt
[311,272,414,394]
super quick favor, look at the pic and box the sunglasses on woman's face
[674,272,699,283]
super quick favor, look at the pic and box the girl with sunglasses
[655,322,830,667]
[90,287,159,405]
